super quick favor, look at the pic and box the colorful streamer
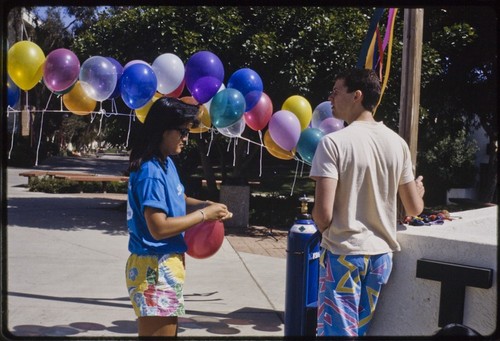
[356,8,398,115]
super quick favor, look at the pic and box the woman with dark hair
[125,97,232,337]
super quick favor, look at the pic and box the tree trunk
[197,139,218,199]
[478,139,497,203]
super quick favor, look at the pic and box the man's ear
[353,89,363,102]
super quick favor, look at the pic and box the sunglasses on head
[174,128,190,138]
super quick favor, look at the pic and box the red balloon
[244,92,273,131]
[184,220,225,259]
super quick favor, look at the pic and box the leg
[357,253,393,336]
[138,316,178,337]
[317,252,362,336]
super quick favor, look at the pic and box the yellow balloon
[63,81,97,115]
[7,41,45,90]
[135,92,163,123]
[181,96,211,133]
[282,95,312,130]
[263,129,295,160]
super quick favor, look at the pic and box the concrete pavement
[4,157,288,339]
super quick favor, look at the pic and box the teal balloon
[209,88,246,128]
[297,128,324,165]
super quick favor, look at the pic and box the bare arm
[398,175,425,217]
[144,201,230,240]
[184,195,214,212]
[311,176,338,233]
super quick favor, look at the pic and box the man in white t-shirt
[310,68,425,337]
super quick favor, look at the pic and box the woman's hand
[202,202,233,221]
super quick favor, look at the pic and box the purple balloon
[43,48,80,93]
[106,57,123,99]
[185,51,224,103]
[319,117,344,134]
[268,110,301,151]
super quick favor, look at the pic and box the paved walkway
[4,156,293,339]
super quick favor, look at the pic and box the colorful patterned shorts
[125,253,185,317]
[317,250,393,337]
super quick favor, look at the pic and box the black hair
[335,68,381,112]
[128,97,200,172]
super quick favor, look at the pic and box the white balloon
[152,53,185,94]
[217,117,245,138]
[79,56,117,102]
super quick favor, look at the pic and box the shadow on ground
[7,196,127,235]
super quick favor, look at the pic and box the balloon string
[226,137,232,152]
[300,159,305,177]
[8,108,16,159]
[96,102,104,136]
[125,109,133,148]
[258,130,263,177]
[35,92,54,166]
[206,129,214,156]
[97,112,104,136]
[232,138,237,167]
[290,159,300,196]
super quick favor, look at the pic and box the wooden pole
[399,8,424,172]
[398,8,424,219]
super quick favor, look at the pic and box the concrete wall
[368,206,497,337]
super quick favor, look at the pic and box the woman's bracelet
[199,209,206,222]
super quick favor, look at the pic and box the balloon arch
[7,43,344,172]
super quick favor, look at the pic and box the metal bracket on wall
[416,258,493,327]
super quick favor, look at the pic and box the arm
[398,175,425,217]
[311,176,338,233]
[185,195,216,212]
[145,201,231,240]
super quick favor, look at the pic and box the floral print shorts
[126,253,185,317]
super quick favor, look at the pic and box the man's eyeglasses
[174,128,190,138]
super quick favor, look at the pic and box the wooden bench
[53,174,129,193]
[19,171,97,185]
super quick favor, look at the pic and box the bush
[249,193,307,229]
[29,177,127,194]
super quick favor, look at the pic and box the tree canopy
[14,5,498,204]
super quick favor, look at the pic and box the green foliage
[28,176,128,194]
[249,193,301,229]
[28,5,497,205]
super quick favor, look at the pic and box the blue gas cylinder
[284,197,320,336]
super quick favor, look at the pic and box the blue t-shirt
[127,157,187,255]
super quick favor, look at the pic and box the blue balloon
[297,128,324,165]
[311,101,333,128]
[209,88,246,129]
[185,51,224,103]
[7,76,20,107]
[227,68,263,111]
[120,63,157,109]
[106,57,123,99]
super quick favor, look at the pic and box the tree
[23,5,496,205]
[417,7,497,204]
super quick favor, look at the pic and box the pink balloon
[244,92,273,131]
[184,220,225,259]
[268,110,301,151]
[43,48,80,93]
[319,117,344,134]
